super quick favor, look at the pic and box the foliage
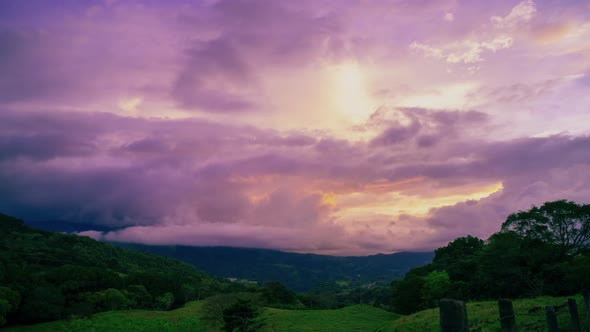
[0,287,20,326]
[0,212,230,326]
[502,199,590,255]
[421,270,450,307]
[392,273,426,314]
[155,292,175,311]
[201,292,261,323]
[222,299,265,332]
[261,281,297,306]
[391,200,590,314]
[121,244,433,292]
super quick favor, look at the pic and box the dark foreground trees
[502,200,590,255]
[392,199,590,314]
[222,299,265,332]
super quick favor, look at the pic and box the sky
[1,0,590,255]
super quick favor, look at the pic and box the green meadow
[2,301,399,332]
[5,295,589,331]
[261,304,400,332]
[1,301,210,332]
[384,295,589,332]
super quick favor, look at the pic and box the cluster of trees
[0,213,245,326]
[392,200,590,314]
[296,280,392,310]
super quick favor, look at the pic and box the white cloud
[491,0,536,28]
[410,36,513,64]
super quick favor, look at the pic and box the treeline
[392,200,590,314]
[0,213,249,326]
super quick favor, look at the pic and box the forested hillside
[117,244,433,291]
[0,213,233,327]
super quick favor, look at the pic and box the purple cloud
[1,0,590,255]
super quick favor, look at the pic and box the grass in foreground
[2,302,400,332]
[1,301,212,332]
[262,304,401,332]
[385,295,588,332]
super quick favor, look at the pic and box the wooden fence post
[545,306,558,332]
[498,299,517,332]
[583,290,590,330]
[568,298,581,332]
[440,298,469,332]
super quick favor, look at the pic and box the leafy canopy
[501,200,590,254]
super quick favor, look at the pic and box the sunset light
[1,0,589,257]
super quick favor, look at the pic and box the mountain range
[25,220,433,291]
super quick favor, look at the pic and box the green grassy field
[4,295,588,332]
[1,301,211,332]
[2,302,399,332]
[384,295,589,332]
[262,304,400,332]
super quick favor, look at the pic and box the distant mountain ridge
[24,220,433,292]
[116,244,434,291]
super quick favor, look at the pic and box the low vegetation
[262,304,400,332]
[385,295,588,332]
[2,300,400,332]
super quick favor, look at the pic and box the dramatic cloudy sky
[1,0,590,255]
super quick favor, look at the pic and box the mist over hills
[24,220,433,291]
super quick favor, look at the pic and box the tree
[125,285,152,308]
[421,270,450,308]
[155,292,175,311]
[0,287,20,327]
[391,273,426,314]
[222,299,264,332]
[17,286,65,323]
[433,236,484,288]
[433,235,484,267]
[181,283,196,303]
[501,200,590,255]
[0,300,10,327]
[261,281,297,306]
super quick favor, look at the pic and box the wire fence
[440,291,590,332]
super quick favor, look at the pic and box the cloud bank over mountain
[1,0,589,255]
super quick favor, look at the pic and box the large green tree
[261,281,297,306]
[222,299,265,332]
[501,200,590,254]
[421,270,450,307]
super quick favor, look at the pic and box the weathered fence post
[568,298,581,332]
[498,299,517,332]
[440,298,469,332]
[545,306,558,332]
[583,290,590,330]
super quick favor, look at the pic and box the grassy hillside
[262,304,400,332]
[5,293,587,331]
[1,301,210,332]
[385,295,588,332]
[2,301,400,332]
